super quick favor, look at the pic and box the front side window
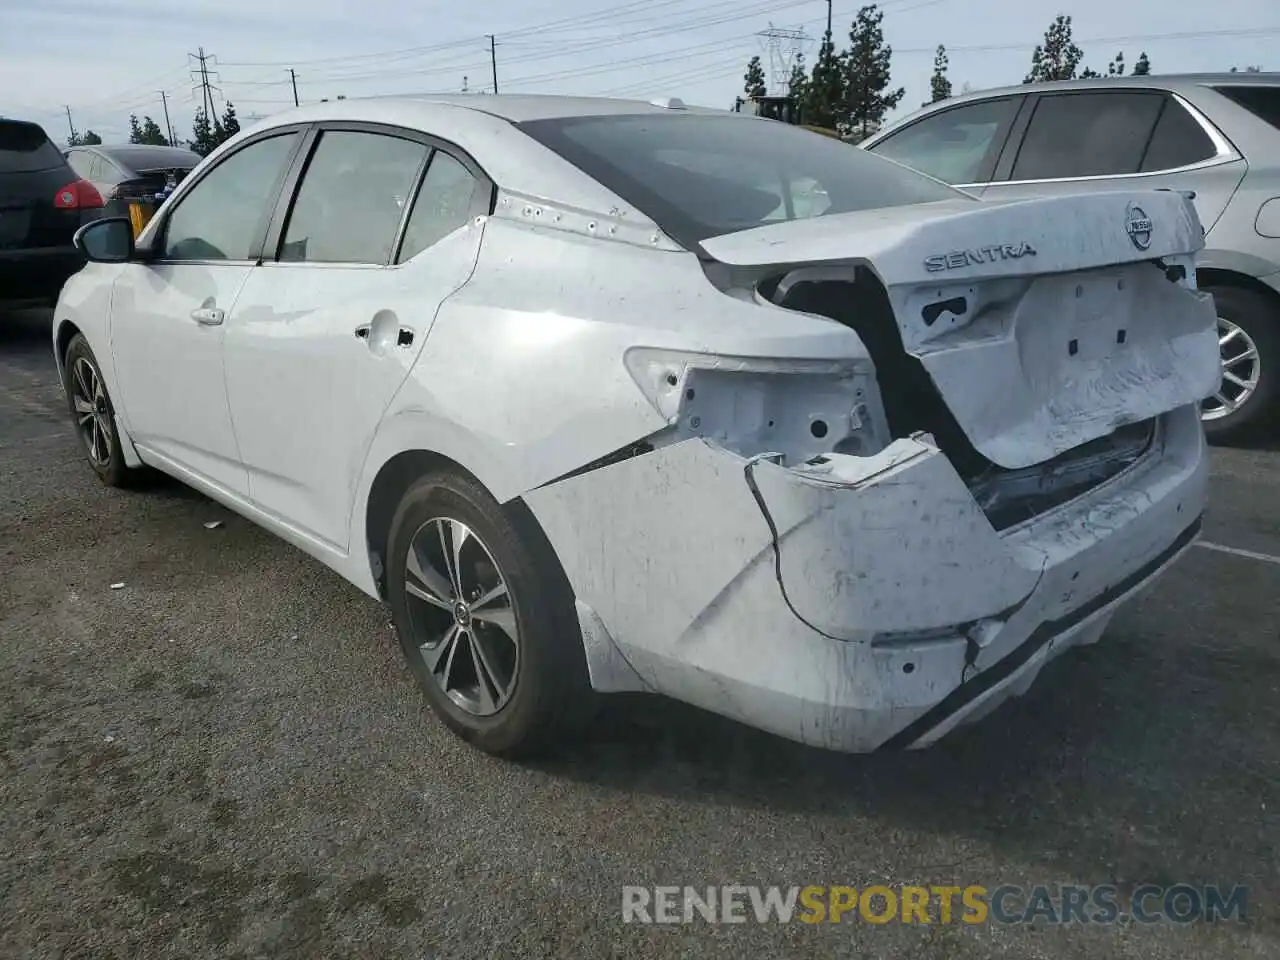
[1010,92,1165,180]
[517,113,964,248]
[397,150,485,263]
[870,97,1020,185]
[163,133,298,261]
[280,130,427,264]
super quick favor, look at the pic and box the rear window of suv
[0,120,67,174]
[517,112,964,249]
[1214,85,1280,131]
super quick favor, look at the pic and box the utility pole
[487,35,498,94]
[158,91,174,145]
[64,106,76,142]
[199,47,214,122]
[826,0,833,37]
[288,69,300,107]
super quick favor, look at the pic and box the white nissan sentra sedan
[55,95,1219,758]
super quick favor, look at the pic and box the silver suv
[862,73,1280,444]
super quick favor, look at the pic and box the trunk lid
[701,190,1220,470]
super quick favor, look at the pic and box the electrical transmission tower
[188,47,223,121]
[755,25,809,94]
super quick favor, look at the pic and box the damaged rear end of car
[507,113,1218,751]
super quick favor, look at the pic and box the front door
[110,131,302,496]
[223,128,491,550]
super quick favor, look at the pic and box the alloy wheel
[1202,316,1261,421]
[70,356,113,467]
[403,517,520,716]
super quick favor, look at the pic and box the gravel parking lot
[2,307,1278,959]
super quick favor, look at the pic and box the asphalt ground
[1,307,1278,960]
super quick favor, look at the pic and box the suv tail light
[52,179,104,210]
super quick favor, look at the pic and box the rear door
[0,120,80,250]
[223,123,492,551]
[982,89,1247,232]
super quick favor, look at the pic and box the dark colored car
[0,119,101,308]
[64,144,200,218]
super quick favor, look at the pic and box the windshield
[517,112,966,248]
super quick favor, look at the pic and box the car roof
[251,93,734,129]
[875,72,1280,137]
[942,71,1280,106]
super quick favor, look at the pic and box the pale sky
[2,0,1275,145]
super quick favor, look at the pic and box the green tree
[67,129,102,146]
[928,44,952,103]
[128,114,145,144]
[1230,65,1263,73]
[1132,52,1152,75]
[219,101,240,142]
[842,4,904,139]
[1079,66,1101,78]
[743,55,768,98]
[787,53,808,104]
[1107,51,1125,76]
[1025,14,1084,82]
[191,107,217,156]
[803,29,846,130]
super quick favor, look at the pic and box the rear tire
[1201,286,1280,445]
[385,469,592,758]
[62,334,138,488]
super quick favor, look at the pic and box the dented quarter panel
[366,214,868,505]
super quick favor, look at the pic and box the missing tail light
[624,347,890,465]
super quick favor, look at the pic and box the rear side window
[0,121,66,174]
[1011,92,1165,180]
[280,130,428,264]
[1215,85,1280,131]
[397,151,484,263]
[65,150,95,180]
[1140,98,1218,172]
[870,97,1020,185]
[163,133,298,261]
[517,113,963,248]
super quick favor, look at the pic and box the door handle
[190,306,224,326]
[354,324,371,340]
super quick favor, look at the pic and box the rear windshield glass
[0,120,66,174]
[517,113,965,248]
[1214,85,1280,132]
[107,147,200,173]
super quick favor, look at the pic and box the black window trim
[991,88,1237,186]
[140,122,313,265]
[259,119,497,267]
[867,94,1029,188]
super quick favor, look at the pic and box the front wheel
[61,333,138,487]
[1201,286,1280,445]
[385,469,592,758]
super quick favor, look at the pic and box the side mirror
[73,217,135,263]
